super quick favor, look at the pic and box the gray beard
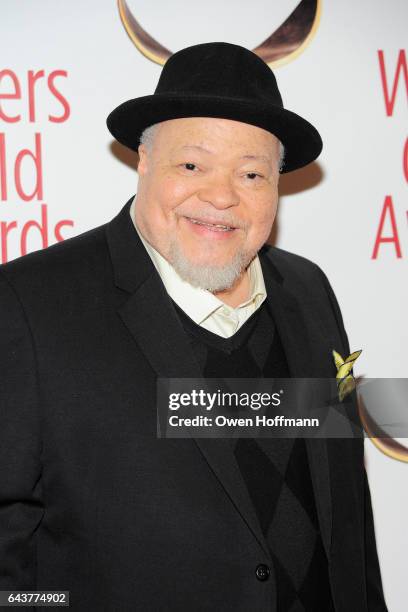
[167,238,257,292]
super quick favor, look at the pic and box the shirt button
[255,564,270,581]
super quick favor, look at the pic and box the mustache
[175,209,246,230]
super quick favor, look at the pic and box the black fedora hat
[106,41,322,173]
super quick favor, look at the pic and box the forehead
[155,117,279,157]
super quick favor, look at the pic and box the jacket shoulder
[261,243,326,284]
[262,244,351,357]
[0,222,110,292]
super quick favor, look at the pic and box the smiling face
[134,117,281,292]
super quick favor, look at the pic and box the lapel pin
[332,349,362,402]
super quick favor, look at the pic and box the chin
[183,250,236,269]
[168,239,254,292]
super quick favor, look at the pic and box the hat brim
[106,93,322,173]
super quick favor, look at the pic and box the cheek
[141,177,188,229]
[155,176,192,212]
[245,196,278,243]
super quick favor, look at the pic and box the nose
[197,173,240,209]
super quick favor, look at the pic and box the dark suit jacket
[0,196,388,611]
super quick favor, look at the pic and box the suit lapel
[106,198,333,560]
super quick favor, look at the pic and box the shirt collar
[129,195,267,325]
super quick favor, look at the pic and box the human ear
[137,144,149,175]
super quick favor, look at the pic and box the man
[0,42,387,611]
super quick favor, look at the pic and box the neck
[213,267,250,308]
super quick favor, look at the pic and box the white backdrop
[1,1,407,609]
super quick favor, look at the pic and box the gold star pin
[332,349,362,402]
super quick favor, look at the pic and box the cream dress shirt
[129,196,267,339]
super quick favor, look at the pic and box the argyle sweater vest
[171,298,335,612]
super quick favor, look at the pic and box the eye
[245,172,263,180]
[182,162,197,171]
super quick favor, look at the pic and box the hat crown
[106,40,322,173]
[154,42,283,107]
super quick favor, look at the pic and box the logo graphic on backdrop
[118,0,321,68]
[373,49,407,259]
[0,69,72,263]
